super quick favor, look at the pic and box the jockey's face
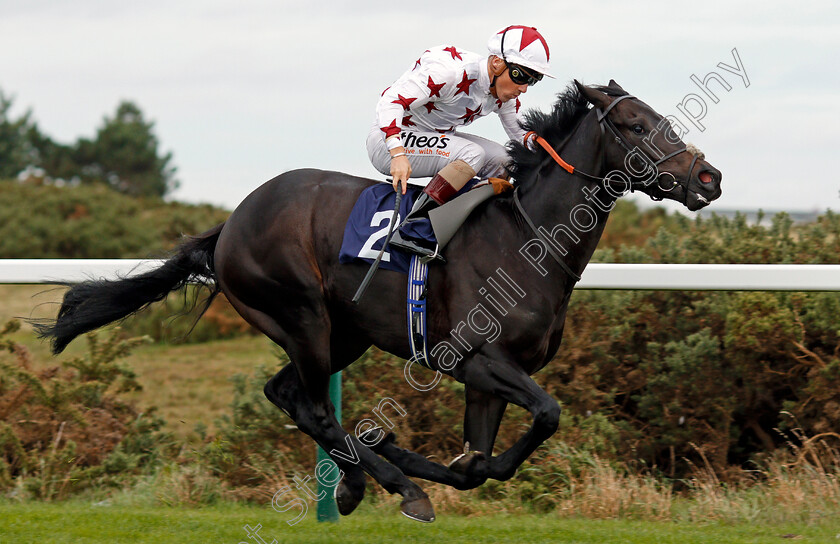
[489,56,531,103]
[496,68,529,103]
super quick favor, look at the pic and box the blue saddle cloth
[339,184,435,274]
[339,180,482,273]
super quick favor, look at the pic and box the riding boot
[390,173,459,261]
[402,173,459,224]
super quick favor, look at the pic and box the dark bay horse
[37,81,721,522]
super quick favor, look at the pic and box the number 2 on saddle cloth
[339,179,482,274]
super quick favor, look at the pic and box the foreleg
[452,354,560,481]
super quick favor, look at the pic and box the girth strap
[512,189,582,283]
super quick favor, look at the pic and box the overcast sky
[1,0,838,214]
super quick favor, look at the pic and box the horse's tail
[35,223,225,354]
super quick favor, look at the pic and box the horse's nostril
[699,171,714,184]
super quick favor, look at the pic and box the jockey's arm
[388,142,411,194]
[376,77,432,194]
[497,101,529,147]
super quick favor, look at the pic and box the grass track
[1,502,838,544]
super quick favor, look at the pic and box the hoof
[448,450,486,475]
[400,495,436,523]
[334,479,364,516]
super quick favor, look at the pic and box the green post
[316,371,342,522]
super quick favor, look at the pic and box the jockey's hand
[390,154,411,194]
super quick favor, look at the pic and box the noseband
[526,94,701,201]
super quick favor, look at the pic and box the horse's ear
[574,79,612,110]
[607,79,627,93]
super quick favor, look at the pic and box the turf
[1,501,838,544]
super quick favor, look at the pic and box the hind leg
[264,365,367,515]
[232,296,435,521]
[359,387,506,490]
[226,282,368,514]
[286,340,434,521]
[363,431,486,490]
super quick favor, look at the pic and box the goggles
[507,63,543,86]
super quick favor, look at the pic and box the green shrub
[0,180,228,258]
[549,209,840,477]
[0,320,172,500]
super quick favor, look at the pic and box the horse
[36,80,721,522]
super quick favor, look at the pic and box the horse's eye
[633,124,644,135]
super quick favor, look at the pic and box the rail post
[316,371,342,522]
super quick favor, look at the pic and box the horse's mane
[507,83,626,180]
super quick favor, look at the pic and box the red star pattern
[495,98,503,109]
[458,105,482,124]
[402,115,416,127]
[423,102,438,114]
[454,70,477,96]
[392,94,417,111]
[515,98,521,113]
[517,27,550,60]
[443,46,463,60]
[426,76,445,98]
[380,119,400,138]
[437,126,455,133]
[413,49,431,70]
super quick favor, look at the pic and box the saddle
[338,179,499,272]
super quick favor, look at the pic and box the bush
[188,356,309,503]
[0,321,172,500]
[0,180,228,258]
[549,209,840,477]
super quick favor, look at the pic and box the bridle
[525,94,701,200]
[513,93,703,283]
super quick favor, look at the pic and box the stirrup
[389,231,446,263]
[400,193,438,228]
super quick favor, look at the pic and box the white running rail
[1,260,839,291]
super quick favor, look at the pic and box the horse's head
[575,80,722,211]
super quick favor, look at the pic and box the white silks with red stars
[375,45,526,149]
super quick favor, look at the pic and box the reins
[511,190,582,282]
[513,93,699,282]
[523,94,695,196]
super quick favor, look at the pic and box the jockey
[366,25,553,256]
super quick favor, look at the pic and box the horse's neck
[517,112,616,277]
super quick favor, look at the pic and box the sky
[1,0,838,214]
